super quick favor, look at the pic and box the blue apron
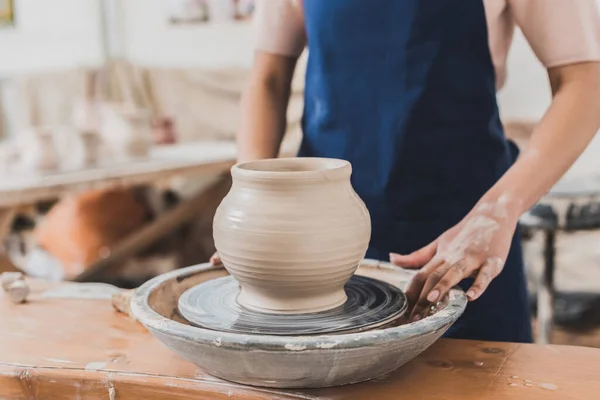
[298,0,532,343]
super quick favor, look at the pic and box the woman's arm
[482,62,600,219]
[209,52,299,266]
[236,53,300,163]
[392,61,600,318]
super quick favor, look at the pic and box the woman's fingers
[466,257,504,301]
[390,241,438,268]
[411,256,481,321]
[209,252,221,266]
[427,256,481,303]
[404,256,444,310]
[409,263,452,321]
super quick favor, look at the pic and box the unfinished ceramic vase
[213,157,371,314]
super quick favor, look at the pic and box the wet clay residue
[426,360,454,370]
[539,383,558,391]
[481,347,504,354]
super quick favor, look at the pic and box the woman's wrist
[473,191,525,226]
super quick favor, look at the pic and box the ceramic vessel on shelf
[101,104,152,161]
[152,117,177,145]
[72,99,101,132]
[17,128,59,173]
[79,130,102,167]
[213,157,371,314]
[0,141,20,175]
[53,127,102,170]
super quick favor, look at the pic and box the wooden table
[0,141,239,209]
[1,280,599,399]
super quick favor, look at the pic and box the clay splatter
[41,283,120,300]
[482,347,503,354]
[474,361,484,366]
[107,352,128,363]
[284,344,307,351]
[427,360,454,369]
[539,383,558,391]
[507,383,518,387]
[317,342,339,349]
[43,358,77,364]
[84,361,107,371]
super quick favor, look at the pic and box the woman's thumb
[389,241,437,268]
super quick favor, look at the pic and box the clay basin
[131,260,467,389]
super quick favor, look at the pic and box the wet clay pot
[213,157,371,314]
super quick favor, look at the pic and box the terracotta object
[213,157,371,314]
[131,261,467,388]
[34,188,150,278]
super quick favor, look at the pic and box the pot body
[213,158,371,314]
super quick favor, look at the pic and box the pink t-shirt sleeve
[509,0,600,67]
[254,0,306,57]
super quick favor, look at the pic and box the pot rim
[232,157,351,182]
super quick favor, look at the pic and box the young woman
[213,0,600,342]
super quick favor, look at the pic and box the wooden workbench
[1,280,599,399]
[0,141,239,209]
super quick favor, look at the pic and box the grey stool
[520,176,600,344]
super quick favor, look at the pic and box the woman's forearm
[236,53,298,163]
[480,62,600,220]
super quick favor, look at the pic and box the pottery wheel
[178,275,408,336]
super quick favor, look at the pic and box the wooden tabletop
[1,280,599,399]
[0,141,238,208]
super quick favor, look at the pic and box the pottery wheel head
[178,275,408,336]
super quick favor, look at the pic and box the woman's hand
[388,63,600,322]
[390,200,519,321]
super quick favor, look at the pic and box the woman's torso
[297,0,509,257]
